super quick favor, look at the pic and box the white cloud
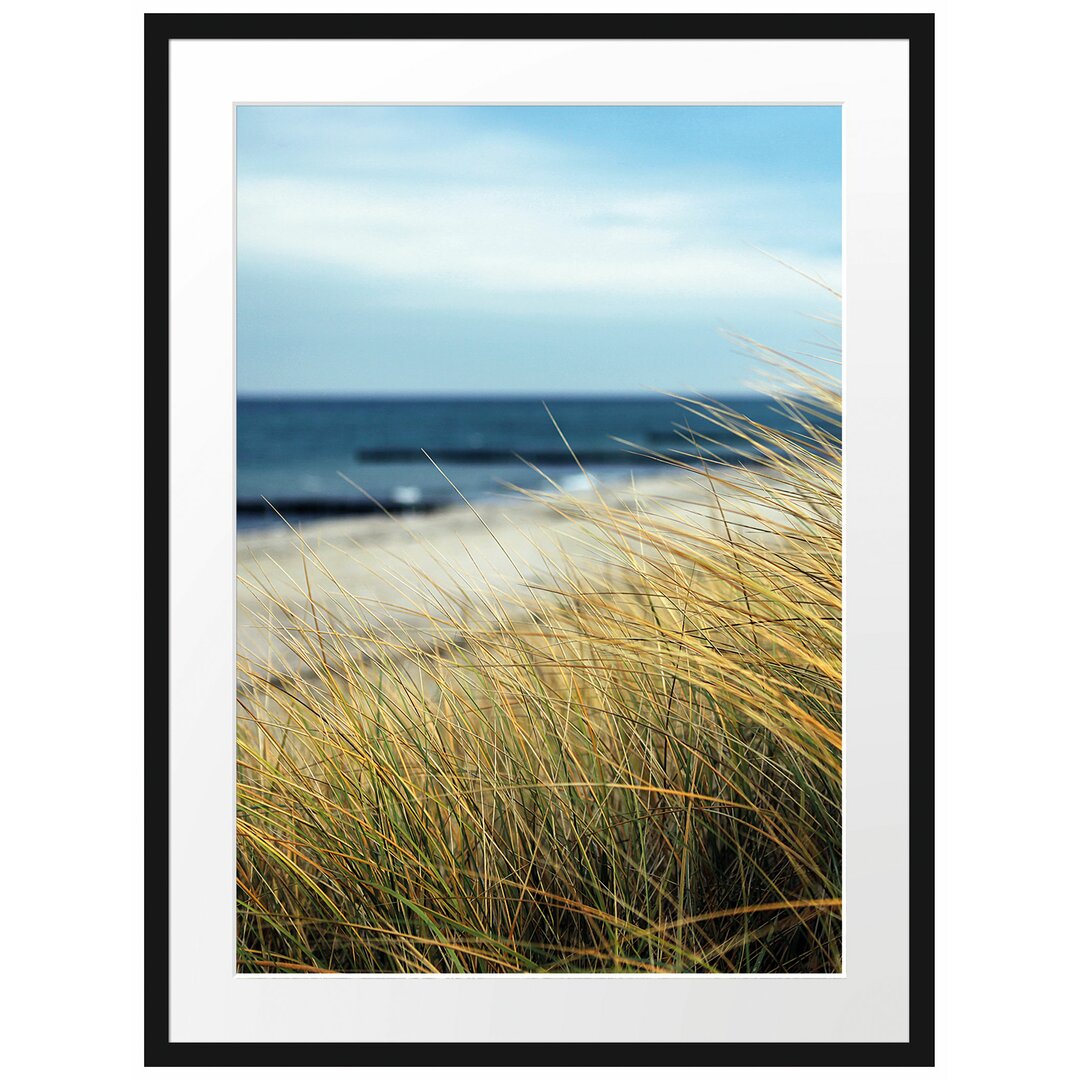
[239,176,839,314]
[237,111,840,316]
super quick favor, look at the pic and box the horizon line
[236,389,774,401]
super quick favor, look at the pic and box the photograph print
[235,104,843,975]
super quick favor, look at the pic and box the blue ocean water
[236,395,804,530]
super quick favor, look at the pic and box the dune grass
[236,363,841,975]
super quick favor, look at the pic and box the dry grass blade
[237,362,842,974]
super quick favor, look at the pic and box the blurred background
[236,104,841,526]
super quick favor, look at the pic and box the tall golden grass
[236,360,841,974]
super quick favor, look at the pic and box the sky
[237,105,840,396]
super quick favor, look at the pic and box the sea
[237,395,809,531]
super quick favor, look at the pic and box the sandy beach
[236,469,773,679]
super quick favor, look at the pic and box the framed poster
[147,12,933,1066]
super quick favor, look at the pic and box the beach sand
[236,469,776,681]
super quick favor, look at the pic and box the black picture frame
[145,12,934,1067]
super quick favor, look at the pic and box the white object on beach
[559,472,596,493]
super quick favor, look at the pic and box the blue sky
[237,106,840,395]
